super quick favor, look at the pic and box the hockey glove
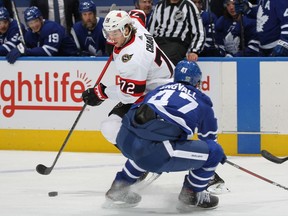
[82,83,108,106]
[271,40,288,57]
[6,43,27,64]
[234,0,251,15]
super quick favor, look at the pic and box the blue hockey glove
[234,0,251,15]
[6,43,27,64]
[82,83,107,106]
[271,40,288,57]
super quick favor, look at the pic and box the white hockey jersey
[105,10,175,104]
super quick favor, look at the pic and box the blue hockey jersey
[0,20,26,55]
[200,10,220,55]
[24,20,79,56]
[215,14,259,56]
[249,0,288,50]
[71,17,107,56]
[135,82,218,141]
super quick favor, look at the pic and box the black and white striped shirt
[148,0,205,54]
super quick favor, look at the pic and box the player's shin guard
[177,140,225,211]
[185,140,226,192]
[118,159,147,184]
[204,140,229,194]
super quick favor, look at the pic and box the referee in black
[148,0,205,65]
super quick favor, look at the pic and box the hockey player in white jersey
[83,9,174,143]
[82,9,174,206]
[234,0,288,56]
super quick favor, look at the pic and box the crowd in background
[0,0,287,65]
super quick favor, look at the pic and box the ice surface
[0,151,287,216]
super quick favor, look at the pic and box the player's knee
[204,140,226,167]
[100,114,122,144]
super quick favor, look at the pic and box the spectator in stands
[133,0,153,27]
[0,0,12,18]
[235,0,288,56]
[192,0,224,57]
[29,0,80,34]
[148,0,205,65]
[0,7,26,56]
[215,0,259,57]
[70,0,107,56]
[6,6,79,64]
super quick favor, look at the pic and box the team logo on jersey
[122,54,133,63]
[174,10,184,22]
[256,6,268,32]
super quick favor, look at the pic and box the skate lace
[196,191,210,205]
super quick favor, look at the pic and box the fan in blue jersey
[0,7,26,56]
[70,0,107,56]
[215,0,259,57]
[234,0,288,56]
[192,0,224,57]
[103,60,226,211]
[6,6,79,64]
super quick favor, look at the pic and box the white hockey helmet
[103,10,132,36]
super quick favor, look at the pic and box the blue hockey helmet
[79,0,96,13]
[174,60,202,86]
[24,6,42,23]
[0,7,10,21]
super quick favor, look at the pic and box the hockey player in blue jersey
[234,0,288,56]
[70,0,107,56]
[192,0,224,57]
[0,7,26,56]
[215,0,259,56]
[103,60,226,211]
[6,6,79,64]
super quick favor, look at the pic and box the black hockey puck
[48,191,58,197]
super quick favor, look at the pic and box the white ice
[0,150,287,216]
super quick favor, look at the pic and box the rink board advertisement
[1,57,288,155]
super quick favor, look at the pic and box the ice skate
[207,173,230,194]
[102,180,141,209]
[177,186,219,212]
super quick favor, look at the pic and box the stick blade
[36,164,51,175]
[109,4,117,11]
[261,150,283,164]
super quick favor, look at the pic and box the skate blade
[176,201,218,213]
[207,183,230,195]
[176,201,197,213]
[102,198,139,209]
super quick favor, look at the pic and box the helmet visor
[102,28,123,44]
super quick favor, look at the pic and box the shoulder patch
[122,54,133,63]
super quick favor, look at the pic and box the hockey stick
[109,3,117,11]
[70,28,81,50]
[225,160,288,191]
[36,55,113,175]
[261,150,288,164]
[238,0,245,55]
[11,0,25,45]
